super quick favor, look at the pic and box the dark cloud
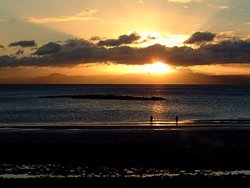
[8,40,36,48]
[147,35,157,40]
[15,49,24,55]
[198,40,250,64]
[0,55,18,67]
[138,35,158,44]
[166,40,250,66]
[184,32,216,44]
[63,39,95,48]
[97,33,141,46]
[1,34,250,68]
[90,36,102,41]
[34,42,61,55]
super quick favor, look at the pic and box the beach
[0,85,249,186]
[1,125,250,186]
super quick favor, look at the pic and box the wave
[40,94,166,101]
[1,164,250,179]
[185,119,250,125]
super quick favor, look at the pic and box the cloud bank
[97,33,141,46]
[34,42,61,55]
[184,32,216,44]
[208,4,231,11]
[8,40,37,48]
[0,32,250,68]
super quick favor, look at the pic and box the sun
[141,62,174,74]
[84,62,175,75]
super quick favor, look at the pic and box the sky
[0,0,250,84]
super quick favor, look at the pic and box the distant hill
[0,72,250,84]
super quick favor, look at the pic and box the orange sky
[0,0,250,84]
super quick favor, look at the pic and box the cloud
[168,0,203,3]
[97,33,141,46]
[28,8,102,24]
[184,32,216,44]
[90,36,103,41]
[215,31,237,41]
[1,33,250,68]
[208,4,231,11]
[15,49,24,56]
[34,42,61,55]
[147,35,158,40]
[8,40,37,48]
[63,39,95,48]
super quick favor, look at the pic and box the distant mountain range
[0,72,250,84]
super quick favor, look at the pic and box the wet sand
[1,125,250,168]
[1,175,250,188]
[1,125,250,186]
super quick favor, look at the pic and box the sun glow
[138,62,174,74]
[137,32,189,47]
[76,62,175,75]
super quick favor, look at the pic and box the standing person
[150,115,153,124]
[175,115,179,125]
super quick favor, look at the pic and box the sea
[0,84,249,126]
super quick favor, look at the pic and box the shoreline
[1,125,250,130]
[0,118,250,129]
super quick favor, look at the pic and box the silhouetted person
[176,115,179,125]
[150,116,153,124]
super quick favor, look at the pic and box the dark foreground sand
[1,125,250,187]
[1,175,250,188]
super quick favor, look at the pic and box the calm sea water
[0,84,249,126]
